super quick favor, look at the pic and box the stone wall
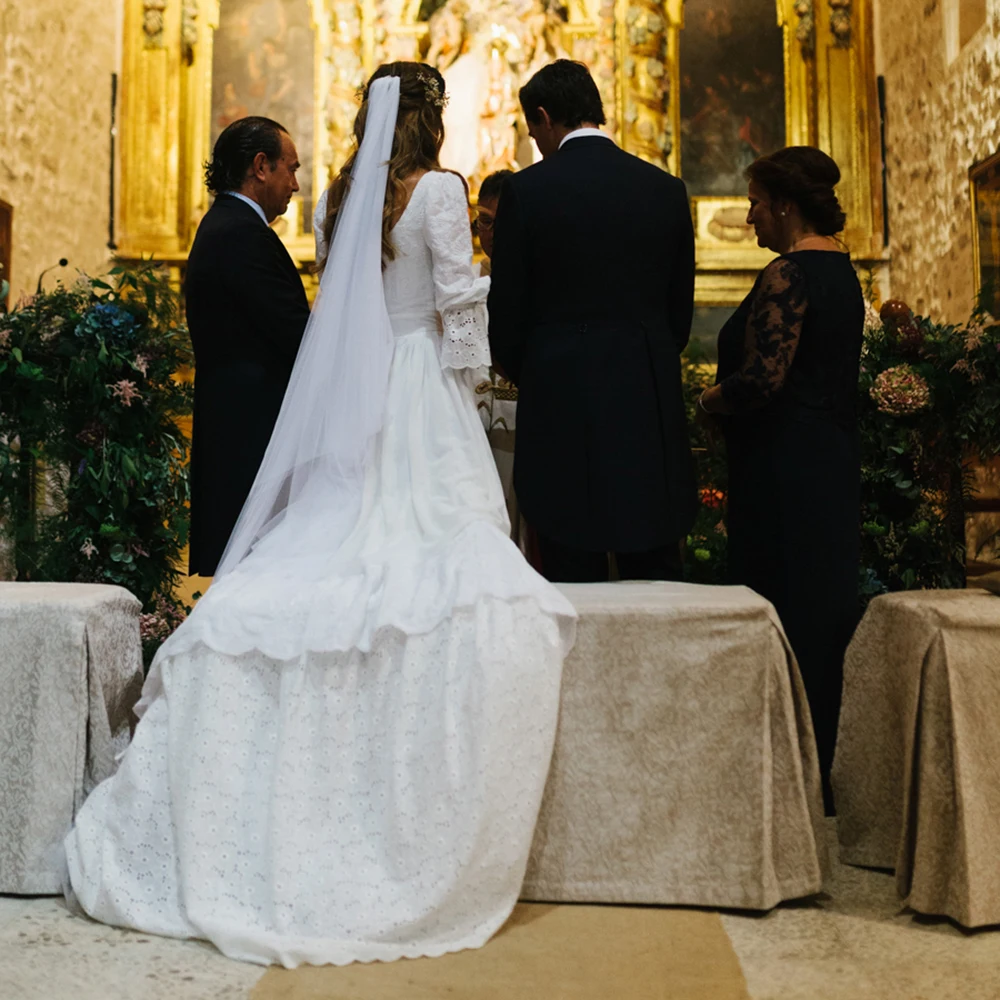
[0,0,119,300]
[878,0,1000,323]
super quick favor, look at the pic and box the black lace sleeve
[718,258,808,412]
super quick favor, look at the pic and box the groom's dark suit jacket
[184,195,309,576]
[487,137,697,553]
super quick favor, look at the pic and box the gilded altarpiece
[117,0,884,304]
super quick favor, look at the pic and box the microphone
[37,258,69,295]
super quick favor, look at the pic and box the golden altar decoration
[116,0,885,305]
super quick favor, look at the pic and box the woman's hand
[694,386,725,442]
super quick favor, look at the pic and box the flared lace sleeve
[424,172,492,371]
[719,258,808,412]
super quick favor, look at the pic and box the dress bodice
[382,175,444,338]
[314,170,491,367]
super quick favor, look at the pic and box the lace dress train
[64,171,576,967]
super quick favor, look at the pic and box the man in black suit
[488,60,697,584]
[185,116,310,576]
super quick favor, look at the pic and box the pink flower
[0,328,10,353]
[870,365,931,416]
[965,322,986,352]
[130,543,150,558]
[80,538,98,559]
[133,354,149,376]
[107,379,142,407]
[138,613,162,642]
[139,595,188,644]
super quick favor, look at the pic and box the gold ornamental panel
[117,0,885,304]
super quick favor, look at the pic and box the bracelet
[697,392,712,415]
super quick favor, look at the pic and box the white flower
[863,300,882,337]
[80,538,98,559]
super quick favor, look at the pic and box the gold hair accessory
[416,69,449,110]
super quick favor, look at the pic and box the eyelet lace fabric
[65,169,577,967]
[66,602,569,968]
[440,302,491,371]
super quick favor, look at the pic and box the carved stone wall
[878,0,1000,323]
[0,0,119,299]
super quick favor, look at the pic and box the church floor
[2,822,998,1000]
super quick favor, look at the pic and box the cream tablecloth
[833,588,1000,928]
[0,583,144,893]
[523,582,827,911]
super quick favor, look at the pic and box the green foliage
[855,303,1000,596]
[679,300,1000,600]
[680,341,730,585]
[0,263,193,630]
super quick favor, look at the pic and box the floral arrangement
[139,592,190,664]
[856,296,1000,596]
[0,263,194,658]
[869,364,931,416]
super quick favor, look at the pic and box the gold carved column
[119,0,219,261]
[811,0,884,258]
[615,0,677,170]
[120,0,184,257]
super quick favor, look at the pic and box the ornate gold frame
[969,148,1000,315]
[117,0,885,305]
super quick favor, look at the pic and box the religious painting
[970,150,1000,317]
[679,0,786,198]
[0,200,10,311]
[211,0,316,228]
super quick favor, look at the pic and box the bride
[64,62,576,968]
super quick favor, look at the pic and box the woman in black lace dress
[697,147,864,810]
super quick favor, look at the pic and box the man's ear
[537,107,553,131]
[251,151,270,182]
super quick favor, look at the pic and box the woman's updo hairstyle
[746,146,847,237]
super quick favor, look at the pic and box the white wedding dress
[64,167,576,967]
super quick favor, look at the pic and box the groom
[185,116,309,577]
[488,60,697,583]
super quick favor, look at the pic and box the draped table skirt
[0,583,143,893]
[833,588,1000,928]
[524,582,827,911]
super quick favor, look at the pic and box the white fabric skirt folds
[65,329,576,967]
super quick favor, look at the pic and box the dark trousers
[536,534,683,584]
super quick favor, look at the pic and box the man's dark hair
[519,59,606,129]
[478,169,514,204]
[204,116,288,196]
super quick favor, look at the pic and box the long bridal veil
[214,76,401,578]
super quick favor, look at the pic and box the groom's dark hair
[204,116,288,196]
[519,60,606,130]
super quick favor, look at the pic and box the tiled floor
[2,823,998,1000]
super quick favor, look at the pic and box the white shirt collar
[225,191,269,227]
[559,128,613,149]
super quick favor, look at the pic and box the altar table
[0,583,144,893]
[833,589,1000,928]
[523,582,827,911]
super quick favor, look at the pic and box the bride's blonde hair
[321,62,447,267]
